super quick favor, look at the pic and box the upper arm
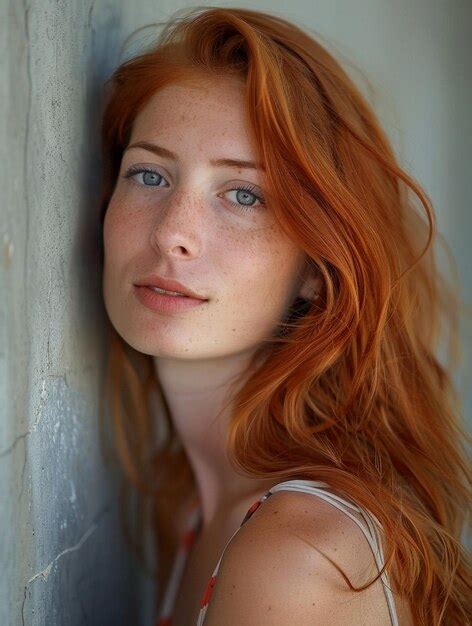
[203,491,394,626]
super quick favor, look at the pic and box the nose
[150,190,204,260]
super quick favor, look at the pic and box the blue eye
[123,165,167,187]
[122,166,265,214]
[223,185,265,213]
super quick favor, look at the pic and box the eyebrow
[125,140,265,171]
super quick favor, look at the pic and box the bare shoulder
[203,488,409,626]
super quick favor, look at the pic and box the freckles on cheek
[249,231,298,301]
[236,233,281,295]
[105,204,144,248]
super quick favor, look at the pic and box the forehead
[129,76,257,158]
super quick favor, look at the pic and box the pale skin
[102,75,412,624]
[102,75,319,527]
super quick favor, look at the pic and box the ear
[297,264,322,301]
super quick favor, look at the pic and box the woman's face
[103,76,311,360]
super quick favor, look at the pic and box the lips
[133,284,207,313]
[135,274,207,300]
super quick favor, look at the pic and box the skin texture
[102,76,320,527]
[202,489,405,626]
[102,75,414,625]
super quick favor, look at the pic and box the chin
[114,326,201,359]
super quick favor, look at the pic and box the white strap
[268,480,399,626]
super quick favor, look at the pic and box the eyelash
[122,165,265,213]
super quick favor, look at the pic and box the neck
[153,349,275,527]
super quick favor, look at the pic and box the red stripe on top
[240,499,263,526]
[156,492,273,624]
[200,575,217,607]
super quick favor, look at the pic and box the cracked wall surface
[1,0,471,625]
[1,0,158,624]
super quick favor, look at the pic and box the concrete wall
[1,0,470,624]
[0,1,153,625]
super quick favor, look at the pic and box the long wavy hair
[97,6,471,624]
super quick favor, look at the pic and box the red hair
[97,6,471,624]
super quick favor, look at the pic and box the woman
[98,6,471,625]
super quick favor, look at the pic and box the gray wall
[1,0,470,625]
[1,1,154,625]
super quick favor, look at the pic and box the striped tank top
[155,479,400,626]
